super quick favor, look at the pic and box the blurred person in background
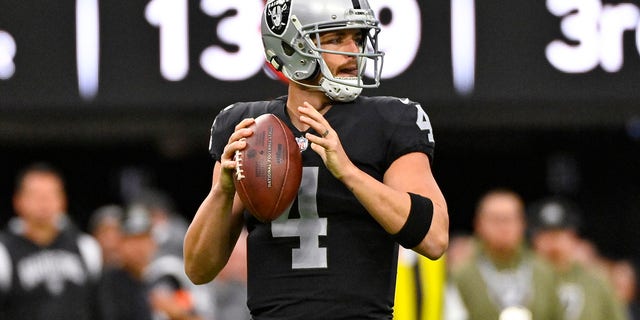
[446,188,563,320]
[97,204,205,320]
[446,233,475,274]
[572,237,611,278]
[88,204,124,267]
[132,189,189,259]
[443,233,474,320]
[529,196,628,320]
[130,189,216,319]
[0,162,102,320]
[609,260,640,320]
[210,228,251,320]
[96,204,157,320]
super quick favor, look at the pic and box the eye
[354,33,365,47]
[323,35,342,45]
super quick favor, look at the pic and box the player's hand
[298,102,356,181]
[218,118,255,194]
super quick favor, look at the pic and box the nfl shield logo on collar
[296,136,308,152]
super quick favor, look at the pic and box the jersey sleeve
[208,104,241,162]
[0,238,11,297]
[386,98,436,163]
[208,100,282,161]
[77,234,102,282]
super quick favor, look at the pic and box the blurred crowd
[0,163,250,320]
[1,163,638,320]
[443,188,639,320]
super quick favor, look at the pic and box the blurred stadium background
[1,0,639,264]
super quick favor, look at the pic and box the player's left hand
[298,101,356,181]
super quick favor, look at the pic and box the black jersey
[96,267,153,320]
[0,219,102,320]
[209,95,435,320]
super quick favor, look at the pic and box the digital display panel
[2,0,640,111]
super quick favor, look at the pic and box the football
[233,113,302,222]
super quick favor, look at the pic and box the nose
[344,37,361,53]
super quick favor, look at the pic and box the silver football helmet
[261,0,384,102]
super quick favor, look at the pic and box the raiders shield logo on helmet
[266,0,291,35]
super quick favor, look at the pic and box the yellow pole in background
[394,248,446,320]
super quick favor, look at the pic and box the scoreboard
[1,0,640,117]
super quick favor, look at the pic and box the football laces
[234,150,245,180]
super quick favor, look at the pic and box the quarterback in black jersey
[184,1,449,319]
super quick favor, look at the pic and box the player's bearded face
[317,29,363,80]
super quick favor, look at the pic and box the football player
[184,0,449,318]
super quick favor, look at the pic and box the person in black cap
[97,204,207,320]
[88,204,124,268]
[96,204,157,320]
[529,196,628,320]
